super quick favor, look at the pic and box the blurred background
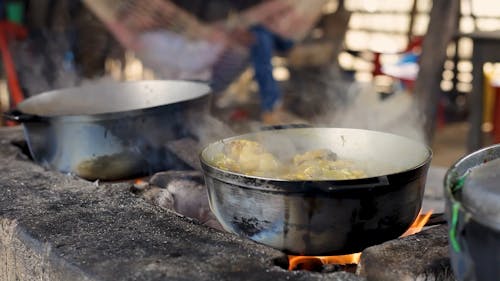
[1,0,500,168]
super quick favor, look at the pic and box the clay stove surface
[0,126,364,281]
[0,126,456,281]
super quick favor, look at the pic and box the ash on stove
[131,170,223,230]
[0,126,457,281]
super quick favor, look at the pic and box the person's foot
[261,110,281,125]
[261,108,308,125]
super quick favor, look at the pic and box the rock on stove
[357,225,454,281]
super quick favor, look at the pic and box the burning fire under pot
[131,170,448,276]
[287,211,433,271]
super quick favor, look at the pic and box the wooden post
[407,0,418,42]
[322,0,351,65]
[413,0,460,143]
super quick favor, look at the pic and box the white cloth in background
[381,63,419,81]
[135,30,225,80]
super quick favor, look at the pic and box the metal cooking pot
[200,128,432,255]
[444,144,500,281]
[4,80,211,180]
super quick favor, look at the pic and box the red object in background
[0,21,26,106]
[492,83,500,143]
[372,36,447,129]
[436,99,446,130]
[0,21,27,126]
[229,108,250,122]
[373,36,424,89]
[372,36,424,78]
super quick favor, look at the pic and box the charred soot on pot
[200,128,432,256]
[4,80,211,180]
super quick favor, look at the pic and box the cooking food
[211,139,366,180]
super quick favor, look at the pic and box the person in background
[84,0,326,124]
[249,24,294,124]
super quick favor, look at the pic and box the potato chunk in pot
[211,139,366,180]
[212,140,282,177]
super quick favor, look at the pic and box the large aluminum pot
[444,144,500,281]
[200,128,432,255]
[4,80,211,180]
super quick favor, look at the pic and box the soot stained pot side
[200,128,432,256]
[444,144,500,281]
[4,80,211,180]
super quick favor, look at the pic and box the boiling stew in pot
[211,139,366,180]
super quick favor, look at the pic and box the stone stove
[0,127,455,281]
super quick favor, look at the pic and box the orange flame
[401,210,433,237]
[134,178,146,185]
[288,211,433,271]
[288,253,361,270]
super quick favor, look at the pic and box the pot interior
[445,143,500,230]
[201,128,431,179]
[18,80,210,116]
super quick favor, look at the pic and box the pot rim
[444,143,500,232]
[25,95,210,123]
[200,127,432,192]
[15,80,211,122]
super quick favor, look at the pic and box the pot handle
[3,109,42,123]
[324,175,390,190]
[449,202,463,252]
[293,176,391,193]
[261,123,312,131]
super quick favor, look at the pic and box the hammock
[83,0,326,89]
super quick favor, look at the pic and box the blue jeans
[250,25,294,112]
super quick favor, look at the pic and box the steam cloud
[298,70,427,144]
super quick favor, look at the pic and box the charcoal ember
[321,263,342,273]
[321,264,357,274]
[149,170,203,186]
[357,225,454,281]
[130,179,150,193]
